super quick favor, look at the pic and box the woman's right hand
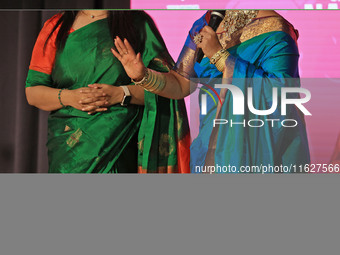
[111,37,146,82]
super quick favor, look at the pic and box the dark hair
[44,10,167,55]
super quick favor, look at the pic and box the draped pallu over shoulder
[174,12,310,172]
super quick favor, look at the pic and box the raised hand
[111,36,146,81]
[196,26,223,59]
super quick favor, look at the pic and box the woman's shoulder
[241,15,299,44]
[34,13,64,48]
[42,13,63,31]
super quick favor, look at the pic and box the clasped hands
[68,84,124,114]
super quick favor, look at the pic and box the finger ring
[124,51,128,55]
[193,33,203,45]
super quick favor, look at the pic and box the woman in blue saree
[112,10,310,173]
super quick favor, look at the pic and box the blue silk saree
[174,11,310,172]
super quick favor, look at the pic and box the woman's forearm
[27,85,116,113]
[126,70,191,102]
[25,86,69,111]
[135,70,192,100]
[162,70,192,99]
[126,85,145,105]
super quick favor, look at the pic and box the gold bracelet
[209,49,229,65]
[147,71,166,92]
[214,52,230,72]
[131,68,166,93]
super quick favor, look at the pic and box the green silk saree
[26,13,190,173]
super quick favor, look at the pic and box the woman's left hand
[196,26,223,59]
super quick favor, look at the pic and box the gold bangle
[132,68,166,93]
[147,71,166,92]
[214,52,230,72]
[209,49,229,65]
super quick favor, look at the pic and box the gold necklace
[80,11,108,19]
[221,10,259,41]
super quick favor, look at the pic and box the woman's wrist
[131,67,148,83]
[207,45,223,59]
[132,68,166,93]
[117,86,125,105]
[105,85,124,106]
[59,89,71,107]
[132,70,146,82]
[210,49,230,72]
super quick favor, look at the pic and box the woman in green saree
[26,10,190,173]
[113,10,310,172]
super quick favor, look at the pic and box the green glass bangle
[58,89,65,107]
